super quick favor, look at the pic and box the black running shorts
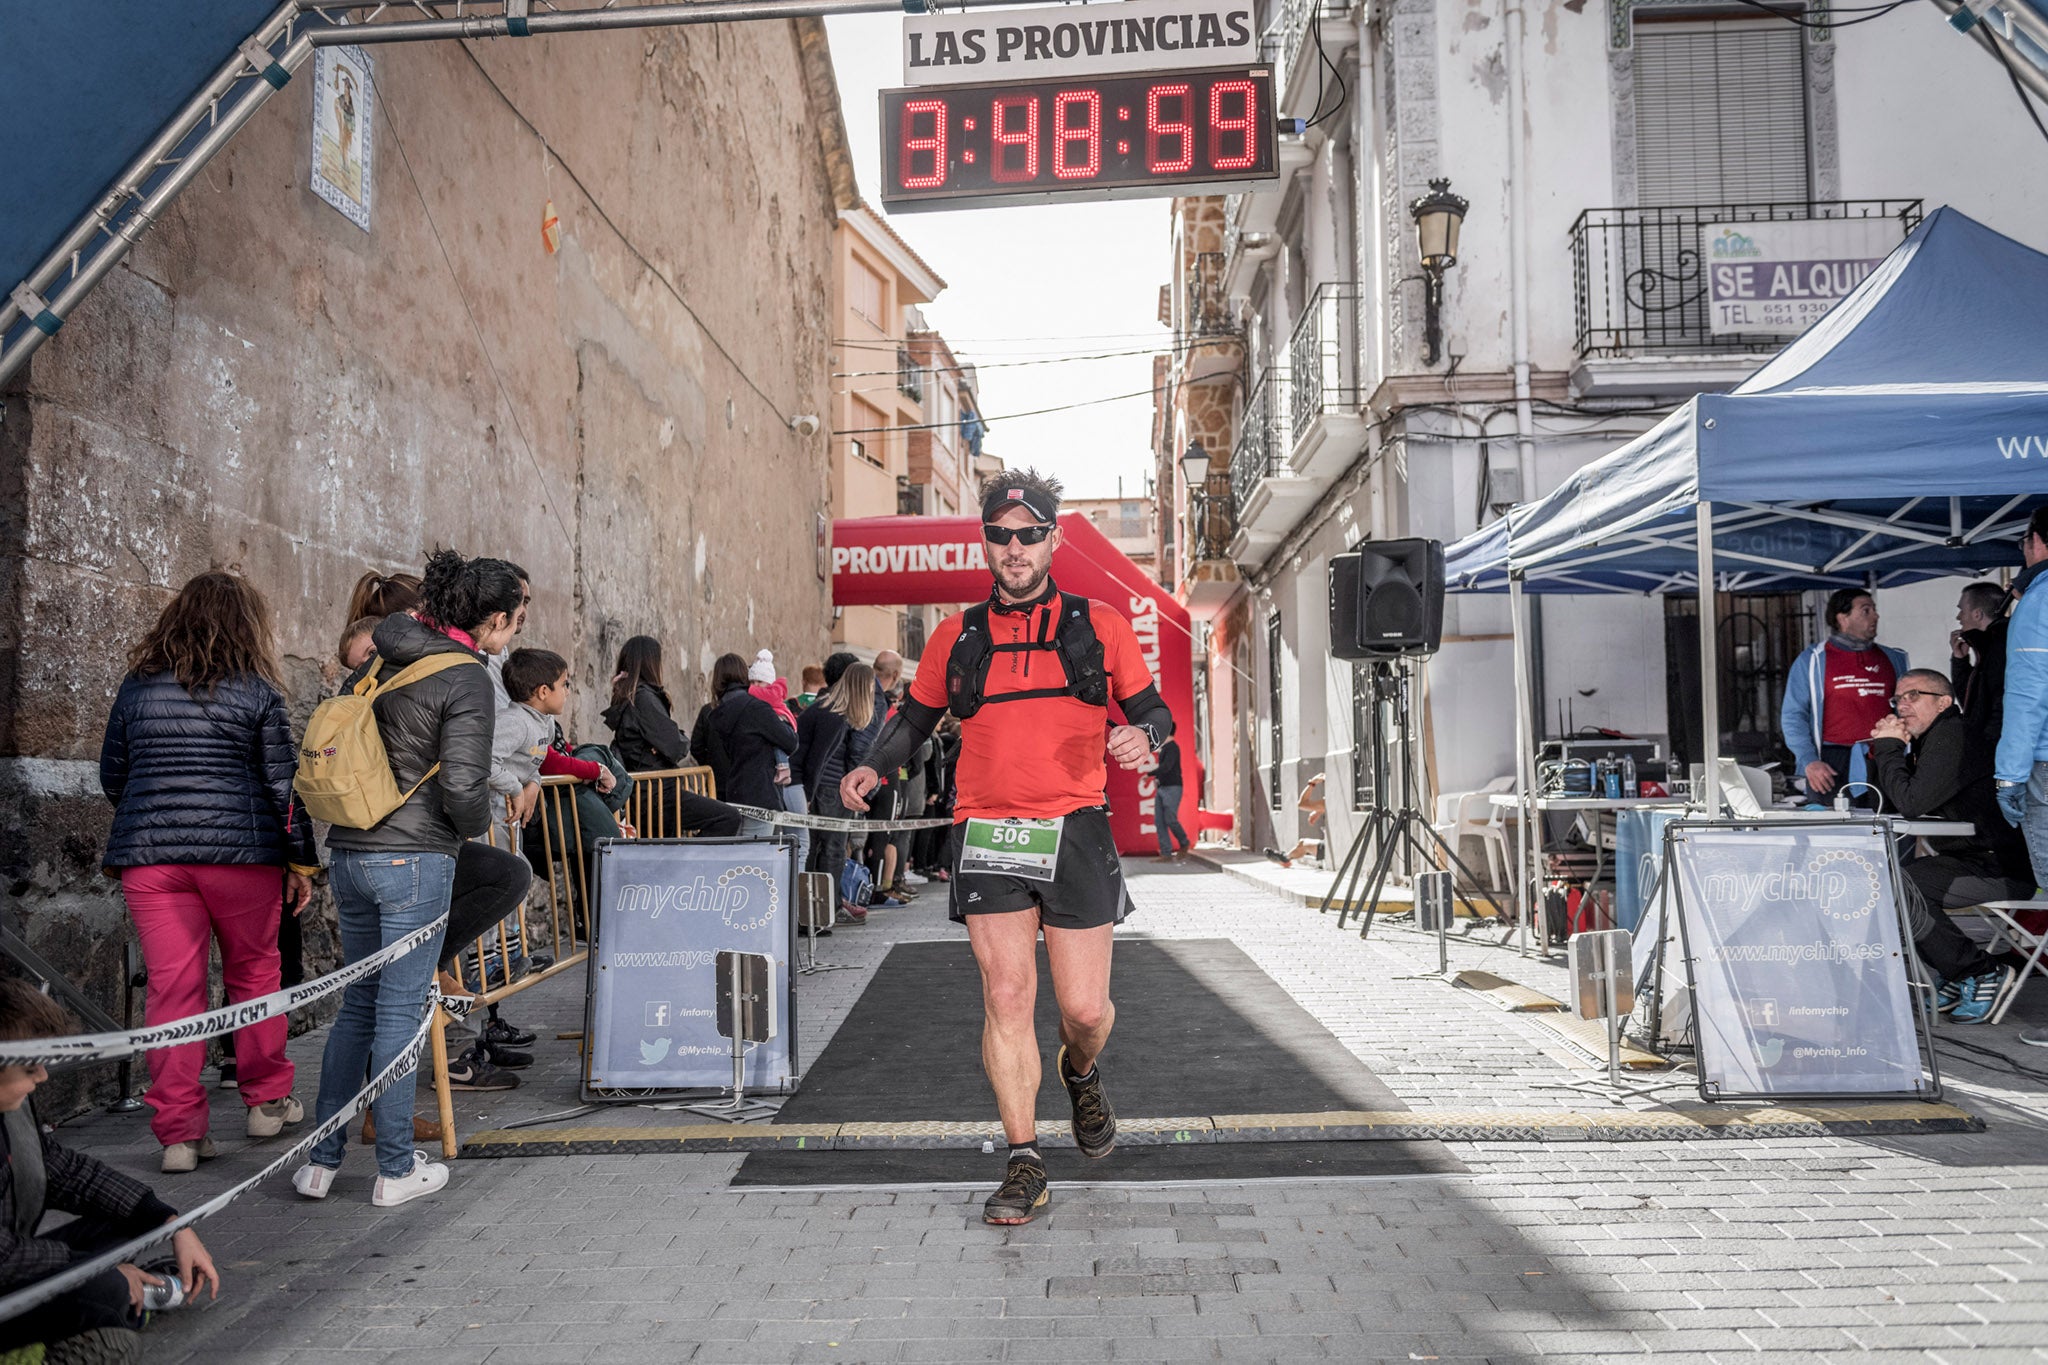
[947,805,1130,930]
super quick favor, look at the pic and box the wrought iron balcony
[1288,282,1362,440]
[1183,250,1237,339]
[1187,484,1236,563]
[897,345,924,402]
[1230,367,1291,522]
[1259,0,1348,105]
[1569,200,1923,358]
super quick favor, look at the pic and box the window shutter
[1634,18,1810,206]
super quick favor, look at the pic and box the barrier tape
[728,802,954,835]
[0,915,458,1068]
[0,989,446,1324]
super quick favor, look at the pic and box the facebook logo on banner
[644,1001,670,1028]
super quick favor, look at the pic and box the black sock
[1008,1143,1043,1168]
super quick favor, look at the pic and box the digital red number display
[881,66,1277,212]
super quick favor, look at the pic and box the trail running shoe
[982,1159,1050,1225]
[1951,964,2014,1024]
[1058,1045,1117,1159]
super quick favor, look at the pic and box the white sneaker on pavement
[371,1151,450,1207]
[292,1164,337,1200]
[2019,1028,2048,1048]
[903,870,930,885]
[246,1094,304,1138]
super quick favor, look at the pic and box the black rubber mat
[734,937,1465,1185]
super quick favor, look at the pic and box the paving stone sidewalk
[46,859,2048,1363]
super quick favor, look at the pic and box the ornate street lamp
[1179,438,1211,486]
[1409,177,1469,367]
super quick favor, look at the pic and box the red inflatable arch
[832,513,1225,856]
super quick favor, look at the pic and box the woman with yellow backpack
[290,549,521,1209]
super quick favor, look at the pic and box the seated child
[495,650,631,922]
[0,981,218,1364]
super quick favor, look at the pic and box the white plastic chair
[1432,776,1516,889]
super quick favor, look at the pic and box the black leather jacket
[99,670,316,871]
[323,613,496,858]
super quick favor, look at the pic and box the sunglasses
[983,524,1053,546]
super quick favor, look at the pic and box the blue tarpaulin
[1445,207,2048,596]
[0,2,287,361]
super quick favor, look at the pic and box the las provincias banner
[832,512,1204,857]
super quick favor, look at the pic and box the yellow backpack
[294,653,482,829]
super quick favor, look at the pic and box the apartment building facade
[1154,0,2048,857]
[829,204,946,657]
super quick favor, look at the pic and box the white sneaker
[246,1094,304,1138]
[292,1164,337,1200]
[371,1151,450,1207]
[903,870,930,886]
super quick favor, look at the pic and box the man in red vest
[842,469,1173,1226]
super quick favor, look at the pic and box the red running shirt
[1819,642,1896,745]
[910,593,1156,822]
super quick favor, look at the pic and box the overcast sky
[825,13,1170,502]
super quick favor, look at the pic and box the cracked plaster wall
[0,27,837,1066]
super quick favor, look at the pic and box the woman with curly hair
[100,571,318,1173]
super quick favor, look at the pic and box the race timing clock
[880,66,1279,212]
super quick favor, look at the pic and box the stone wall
[0,23,843,1094]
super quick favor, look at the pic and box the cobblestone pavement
[50,858,2048,1363]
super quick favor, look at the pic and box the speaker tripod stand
[1316,666,1504,937]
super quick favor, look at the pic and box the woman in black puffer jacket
[295,551,517,1210]
[692,652,800,825]
[100,572,318,1174]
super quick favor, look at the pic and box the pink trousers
[122,864,294,1145]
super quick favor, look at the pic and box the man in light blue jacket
[1780,588,1909,805]
[1995,509,2048,1048]
[1996,512,2048,847]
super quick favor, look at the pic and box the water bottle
[141,1273,185,1313]
[1621,755,1637,799]
[1602,759,1622,800]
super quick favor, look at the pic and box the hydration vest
[945,591,1110,719]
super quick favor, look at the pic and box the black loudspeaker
[1329,538,1445,659]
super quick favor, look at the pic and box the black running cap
[981,484,1058,525]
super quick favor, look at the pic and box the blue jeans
[310,851,454,1178]
[2025,762,2048,892]
[779,783,812,870]
[1154,783,1190,856]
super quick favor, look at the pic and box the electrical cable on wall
[834,381,1169,435]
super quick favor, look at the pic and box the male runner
[841,468,1173,1225]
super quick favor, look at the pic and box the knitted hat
[748,649,777,685]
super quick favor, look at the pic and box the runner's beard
[994,557,1050,601]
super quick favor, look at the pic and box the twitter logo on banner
[639,1037,671,1066]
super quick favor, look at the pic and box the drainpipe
[1356,0,1379,393]
[1504,0,1535,498]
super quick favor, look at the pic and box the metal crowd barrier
[425,765,718,1155]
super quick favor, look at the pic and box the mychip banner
[583,838,799,1098]
[1668,822,1932,1099]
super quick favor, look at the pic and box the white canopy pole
[1509,573,1536,956]
[1696,501,1725,816]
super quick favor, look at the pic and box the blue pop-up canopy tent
[1440,205,2048,947]
[1447,206,2048,597]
